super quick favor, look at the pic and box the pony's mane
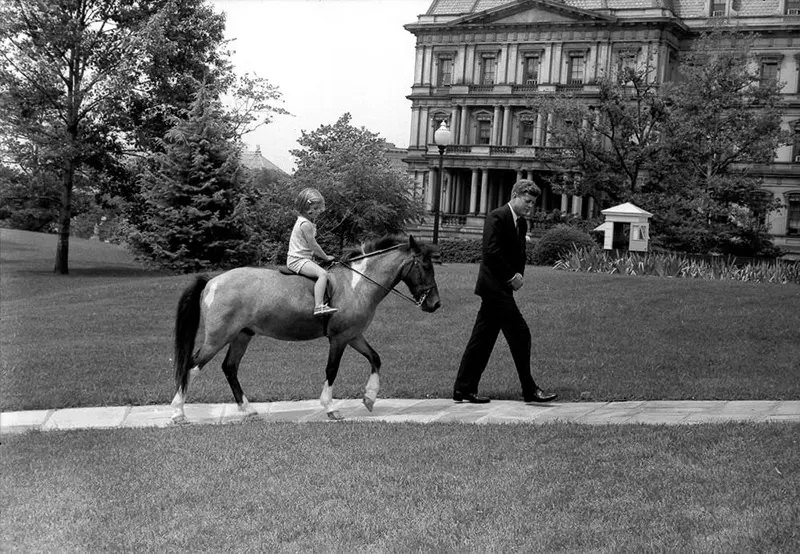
[341,234,410,262]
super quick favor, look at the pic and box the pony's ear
[408,234,417,249]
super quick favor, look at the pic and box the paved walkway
[2,399,798,434]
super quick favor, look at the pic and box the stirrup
[314,304,338,316]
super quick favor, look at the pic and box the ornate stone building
[404,0,800,256]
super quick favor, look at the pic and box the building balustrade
[489,145,515,154]
[413,81,611,98]
[426,144,565,159]
[442,214,467,226]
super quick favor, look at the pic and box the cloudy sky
[212,0,432,172]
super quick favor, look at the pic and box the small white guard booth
[593,202,652,252]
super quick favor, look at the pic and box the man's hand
[509,273,524,291]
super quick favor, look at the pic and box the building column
[535,112,545,147]
[502,106,512,146]
[454,173,464,214]
[545,113,554,147]
[469,169,479,214]
[492,106,502,145]
[443,171,452,215]
[425,169,434,211]
[541,185,549,212]
[451,106,460,144]
[587,196,595,218]
[460,106,470,144]
[560,193,568,212]
[516,170,524,182]
[573,196,583,217]
[480,169,489,214]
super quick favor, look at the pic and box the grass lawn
[2,229,799,552]
[2,422,798,552]
[2,228,799,411]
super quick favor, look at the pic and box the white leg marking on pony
[320,380,333,411]
[363,373,380,412]
[320,381,343,420]
[171,365,200,424]
[238,395,257,417]
[170,390,187,424]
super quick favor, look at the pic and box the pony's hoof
[363,396,375,412]
[327,410,344,421]
[171,414,189,425]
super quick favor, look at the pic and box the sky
[212,0,433,173]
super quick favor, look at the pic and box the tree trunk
[54,163,75,274]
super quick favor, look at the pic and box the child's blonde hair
[295,187,325,215]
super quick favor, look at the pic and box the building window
[760,59,779,85]
[477,119,491,144]
[787,194,800,236]
[520,121,535,146]
[567,54,585,85]
[523,55,540,85]
[437,57,453,87]
[711,2,726,16]
[615,50,638,81]
[793,123,800,162]
[786,0,800,15]
[480,55,496,86]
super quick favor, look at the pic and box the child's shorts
[287,256,310,274]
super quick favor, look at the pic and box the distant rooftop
[240,145,286,174]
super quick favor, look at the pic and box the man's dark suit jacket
[475,204,527,298]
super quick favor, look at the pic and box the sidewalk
[2,399,798,434]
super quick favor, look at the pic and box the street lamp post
[432,121,452,244]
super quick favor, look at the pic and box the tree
[642,29,789,255]
[0,0,157,272]
[127,85,257,272]
[530,58,667,205]
[290,113,424,250]
[0,0,284,273]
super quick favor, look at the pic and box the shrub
[530,225,597,266]
[555,246,800,284]
[436,239,482,263]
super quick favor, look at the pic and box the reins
[333,244,430,306]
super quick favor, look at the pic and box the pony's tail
[174,275,209,394]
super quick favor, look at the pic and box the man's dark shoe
[453,391,490,404]
[524,388,557,403]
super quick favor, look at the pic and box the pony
[170,234,440,423]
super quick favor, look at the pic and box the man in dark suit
[453,179,557,404]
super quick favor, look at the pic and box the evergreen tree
[128,85,256,272]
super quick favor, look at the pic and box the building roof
[601,202,653,217]
[240,145,286,174]
[424,0,783,18]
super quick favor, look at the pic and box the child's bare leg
[299,261,328,307]
[314,273,328,306]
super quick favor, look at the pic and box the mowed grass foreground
[2,423,798,552]
[2,229,799,552]
[2,228,799,412]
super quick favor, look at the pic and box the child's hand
[326,254,336,262]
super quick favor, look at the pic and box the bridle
[334,244,434,307]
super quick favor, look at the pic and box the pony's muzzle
[420,289,441,312]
